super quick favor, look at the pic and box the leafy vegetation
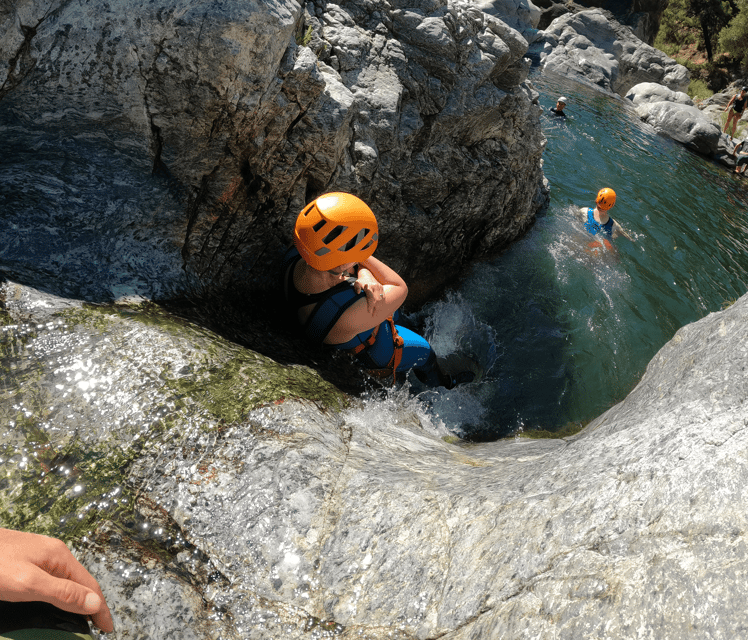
[720,0,748,67]
[655,0,748,93]
[295,25,314,47]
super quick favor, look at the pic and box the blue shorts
[333,314,436,375]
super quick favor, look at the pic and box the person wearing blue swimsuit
[284,192,473,387]
[579,188,633,241]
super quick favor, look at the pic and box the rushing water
[420,71,748,440]
[2,66,748,634]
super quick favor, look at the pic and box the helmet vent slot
[360,235,376,252]
[322,225,347,245]
[339,228,370,252]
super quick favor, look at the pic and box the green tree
[720,0,748,67]
[687,0,735,60]
[655,0,700,50]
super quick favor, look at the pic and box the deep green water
[421,71,748,440]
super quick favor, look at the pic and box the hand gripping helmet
[596,188,617,211]
[294,193,379,271]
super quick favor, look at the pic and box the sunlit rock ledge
[2,280,748,639]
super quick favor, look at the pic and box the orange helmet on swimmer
[596,187,617,211]
[294,192,379,271]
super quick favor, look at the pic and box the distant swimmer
[724,87,747,140]
[578,188,634,242]
[549,96,567,118]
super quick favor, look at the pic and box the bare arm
[725,95,736,111]
[612,220,634,241]
[324,256,408,344]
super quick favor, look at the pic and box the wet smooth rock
[533,9,689,95]
[636,101,721,156]
[3,281,748,639]
[625,81,693,106]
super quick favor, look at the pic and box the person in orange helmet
[579,188,633,241]
[282,192,478,387]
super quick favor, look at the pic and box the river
[2,70,747,445]
[2,62,747,635]
[417,71,748,440]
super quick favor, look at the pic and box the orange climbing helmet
[294,192,379,271]
[596,187,617,211]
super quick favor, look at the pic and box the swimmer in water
[549,96,567,118]
[578,188,634,241]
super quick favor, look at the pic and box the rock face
[3,279,748,639]
[534,0,668,45]
[575,0,668,44]
[533,9,689,96]
[0,0,548,308]
[636,102,721,155]
[625,82,720,156]
[474,0,542,37]
[625,80,693,106]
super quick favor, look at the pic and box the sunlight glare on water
[417,71,748,440]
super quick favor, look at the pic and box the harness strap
[350,316,404,385]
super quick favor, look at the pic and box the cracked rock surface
[115,290,748,639]
[3,281,747,638]
[532,9,689,96]
[1,0,548,307]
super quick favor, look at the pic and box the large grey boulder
[533,0,667,45]
[637,101,721,155]
[534,9,689,96]
[474,0,542,38]
[3,279,748,638]
[625,81,693,106]
[1,0,548,308]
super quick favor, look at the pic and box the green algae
[0,440,138,544]
[167,355,348,424]
[57,303,119,332]
[0,299,350,561]
[57,301,350,422]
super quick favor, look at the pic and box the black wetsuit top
[733,94,747,114]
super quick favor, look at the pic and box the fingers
[7,534,116,633]
[38,569,115,633]
[364,285,377,314]
[41,540,115,633]
[362,283,384,314]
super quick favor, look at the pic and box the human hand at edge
[0,528,114,633]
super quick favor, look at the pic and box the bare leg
[725,111,737,136]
